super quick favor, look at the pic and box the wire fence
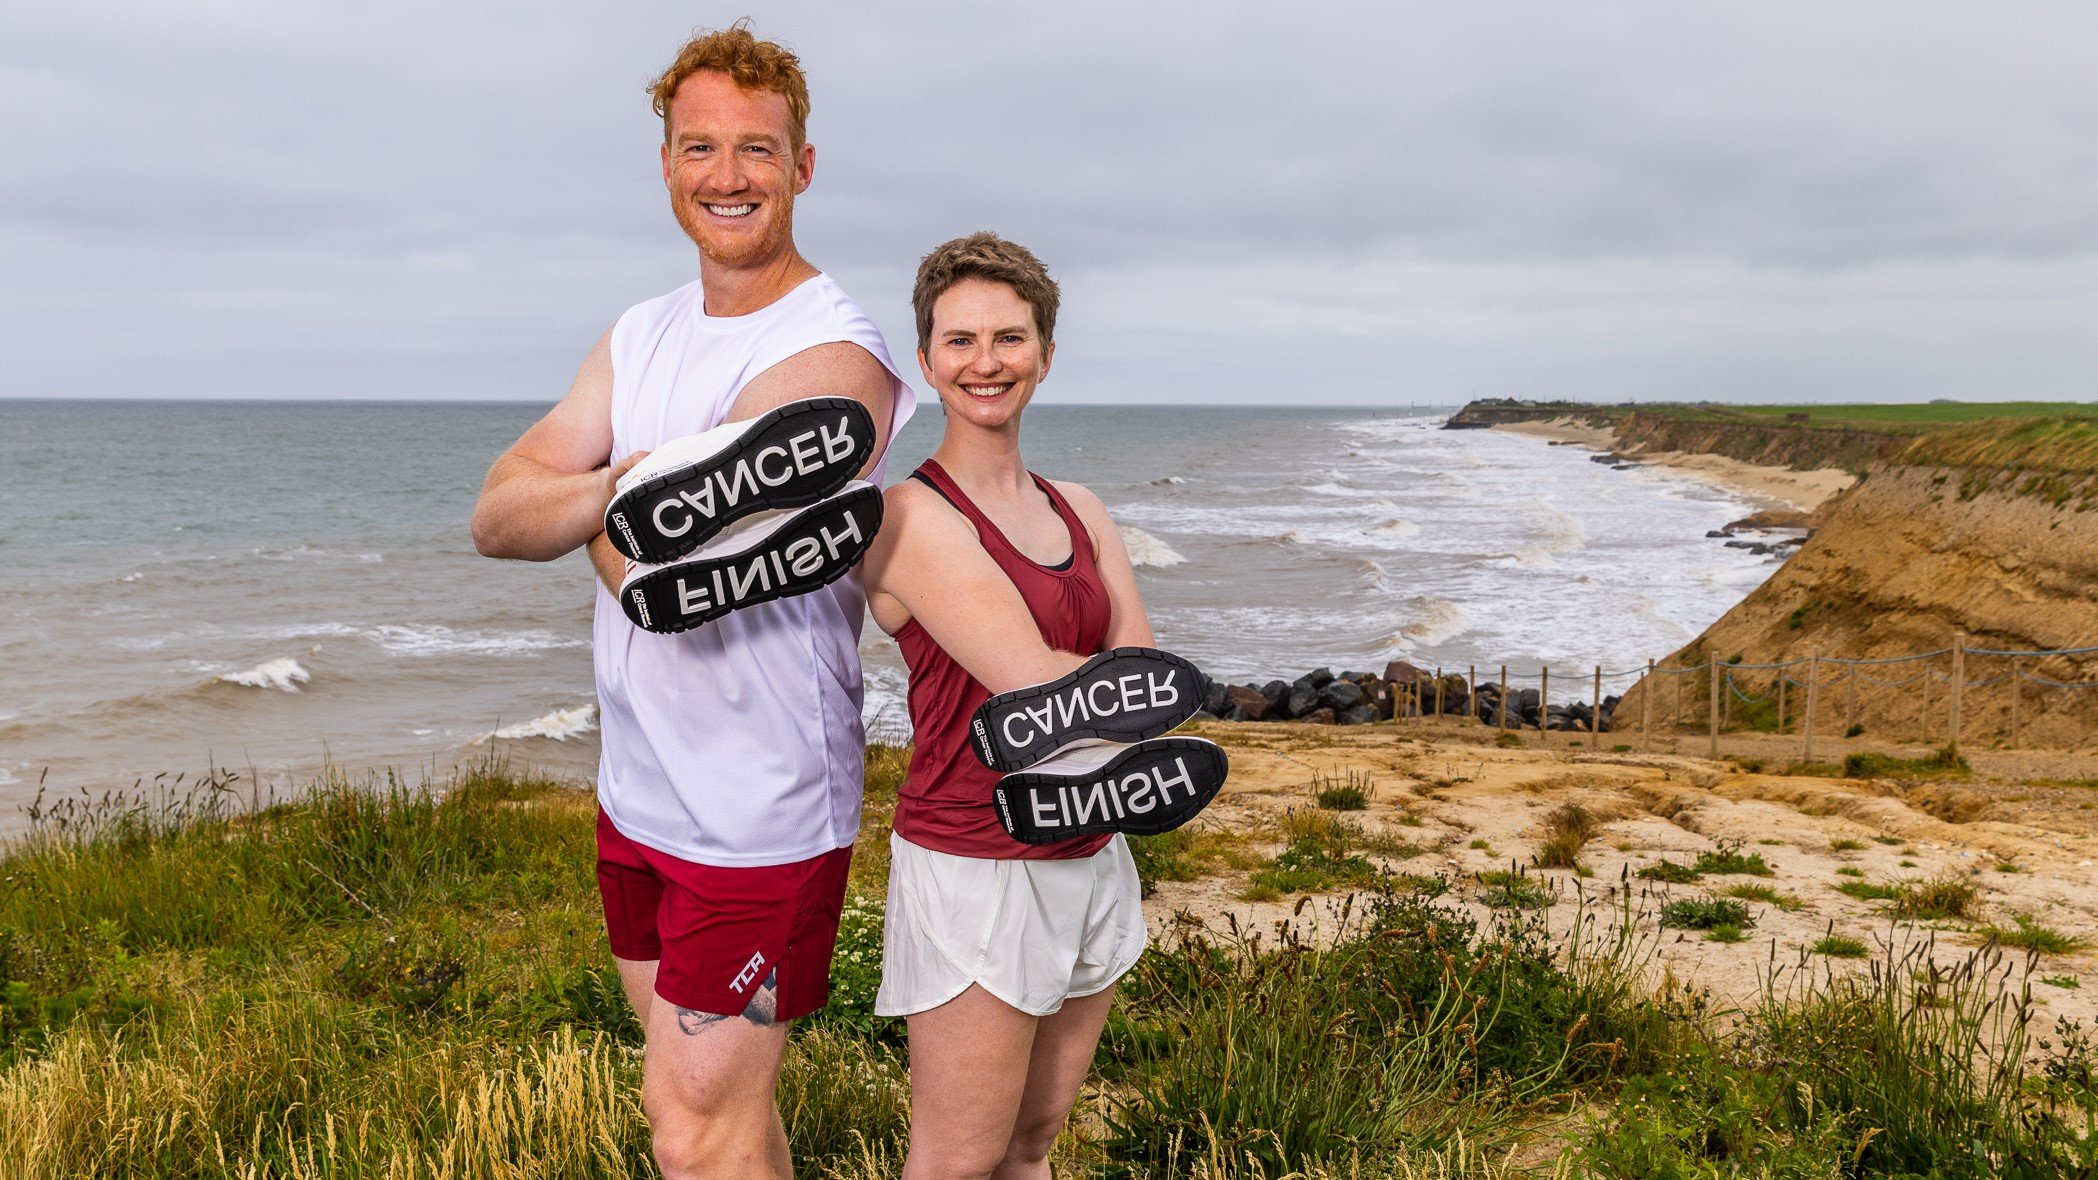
[1390,632,2098,759]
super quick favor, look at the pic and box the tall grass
[9,756,2098,1177]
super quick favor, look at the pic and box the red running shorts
[595,808,853,1020]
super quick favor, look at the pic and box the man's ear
[795,141,816,195]
[660,141,672,187]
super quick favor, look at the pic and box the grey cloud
[4,1,2098,403]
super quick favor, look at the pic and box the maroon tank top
[892,460,1115,859]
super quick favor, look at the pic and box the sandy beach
[1494,417,1857,512]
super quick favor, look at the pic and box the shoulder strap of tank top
[1029,476,1098,567]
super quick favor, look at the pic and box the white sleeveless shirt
[594,273,916,866]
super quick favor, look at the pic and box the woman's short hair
[911,232,1061,354]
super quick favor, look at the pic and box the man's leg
[996,986,1116,1180]
[614,954,659,1022]
[902,984,1041,1180]
[642,967,794,1180]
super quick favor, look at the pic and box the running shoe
[605,397,877,563]
[993,737,1228,846]
[618,481,883,634]
[970,647,1205,772]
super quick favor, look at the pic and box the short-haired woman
[864,233,1158,1178]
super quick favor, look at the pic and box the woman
[864,232,1163,1178]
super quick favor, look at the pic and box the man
[470,23,913,1180]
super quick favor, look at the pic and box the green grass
[1310,766,1373,811]
[1476,869,1552,909]
[1835,878,1904,902]
[1975,913,2090,956]
[1812,935,1870,958]
[1691,841,1774,878]
[1239,810,1383,900]
[1891,874,1980,921]
[1843,747,1972,780]
[1635,860,1702,884]
[1659,898,1754,931]
[9,753,2098,1179]
[1533,801,1602,870]
[1721,884,1805,912]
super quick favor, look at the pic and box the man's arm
[470,327,641,563]
[722,341,898,479]
[864,482,1086,695]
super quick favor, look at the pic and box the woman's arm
[864,481,1087,695]
[1054,482,1157,649]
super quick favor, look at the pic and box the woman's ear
[916,348,935,386]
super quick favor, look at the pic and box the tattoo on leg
[675,1006,730,1036]
[670,968,781,1035]
[741,967,780,1027]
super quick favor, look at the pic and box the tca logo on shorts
[729,950,768,995]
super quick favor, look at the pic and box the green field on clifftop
[1645,400,2098,433]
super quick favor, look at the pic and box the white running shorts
[875,832,1148,1018]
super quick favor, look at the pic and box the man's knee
[644,1075,779,1178]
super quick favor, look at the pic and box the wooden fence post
[1720,664,1732,730]
[1803,649,1820,765]
[2010,657,2021,748]
[1592,666,1603,744]
[1707,660,1721,760]
[1498,665,1509,732]
[1949,631,1965,756]
[1643,659,1655,749]
[1434,667,1445,721]
[1468,664,1477,722]
[1539,666,1550,741]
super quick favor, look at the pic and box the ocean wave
[1302,481,1368,499]
[1370,517,1420,539]
[1272,530,1310,546]
[485,703,597,742]
[370,624,586,658]
[1353,559,1395,595]
[1149,475,1188,486]
[1119,526,1187,568]
[0,765,18,786]
[119,571,145,583]
[1375,597,1471,654]
[250,545,385,564]
[218,658,310,692]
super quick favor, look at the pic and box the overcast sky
[5,2,2097,405]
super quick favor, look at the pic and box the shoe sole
[605,398,877,564]
[993,737,1228,846]
[970,647,1205,772]
[620,484,884,634]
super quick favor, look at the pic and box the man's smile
[703,202,757,219]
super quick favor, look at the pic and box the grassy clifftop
[1448,399,2098,477]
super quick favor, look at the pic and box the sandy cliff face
[1625,463,2098,749]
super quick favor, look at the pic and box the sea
[0,400,1789,833]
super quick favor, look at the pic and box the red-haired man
[471,22,914,1179]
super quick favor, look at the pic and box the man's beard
[671,190,796,269]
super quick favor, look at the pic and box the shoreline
[1491,417,1855,512]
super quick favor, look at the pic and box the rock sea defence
[1199,662,1620,733]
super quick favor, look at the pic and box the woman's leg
[995,985,1116,1180]
[902,984,1041,1180]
